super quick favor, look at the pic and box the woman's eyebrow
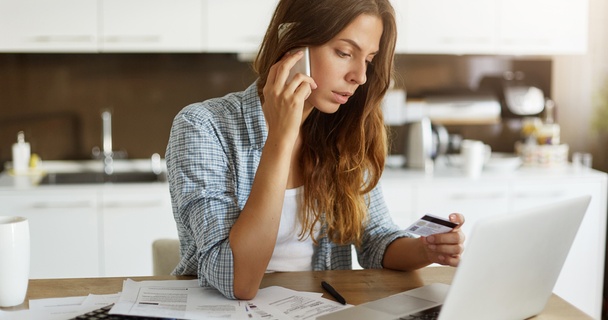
[338,38,379,56]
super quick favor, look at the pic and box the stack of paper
[0,279,349,320]
[0,293,121,320]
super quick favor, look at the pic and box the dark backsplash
[0,53,551,165]
[0,53,258,163]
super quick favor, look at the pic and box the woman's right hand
[231,50,316,300]
[262,50,317,142]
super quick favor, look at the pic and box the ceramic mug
[0,216,30,307]
[460,140,491,178]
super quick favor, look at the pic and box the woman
[166,0,465,300]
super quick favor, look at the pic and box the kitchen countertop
[383,156,607,182]
[1,157,605,190]
[0,159,167,190]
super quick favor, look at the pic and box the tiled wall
[0,53,551,165]
[0,53,257,163]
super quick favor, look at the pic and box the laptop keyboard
[70,304,176,320]
[398,305,442,320]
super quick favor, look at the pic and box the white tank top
[266,186,315,272]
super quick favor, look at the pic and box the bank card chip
[406,214,458,236]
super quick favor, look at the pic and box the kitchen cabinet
[100,0,204,52]
[390,0,409,54]
[380,178,415,229]
[497,0,588,55]
[413,182,509,236]
[0,0,204,52]
[0,0,588,55]
[0,189,100,279]
[398,0,497,54]
[394,0,588,55]
[509,179,605,318]
[0,182,177,279]
[0,0,98,52]
[380,167,607,319]
[101,185,177,277]
[204,0,277,53]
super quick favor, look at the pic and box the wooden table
[1,267,591,319]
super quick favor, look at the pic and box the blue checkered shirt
[165,82,411,299]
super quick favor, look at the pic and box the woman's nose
[348,61,367,85]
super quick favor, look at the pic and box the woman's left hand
[421,213,465,267]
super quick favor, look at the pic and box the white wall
[552,0,608,172]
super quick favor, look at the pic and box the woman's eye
[336,50,351,58]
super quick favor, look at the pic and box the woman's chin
[313,102,341,114]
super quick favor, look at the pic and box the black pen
[321,280,346,305]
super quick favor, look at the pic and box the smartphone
[286,47,311,83]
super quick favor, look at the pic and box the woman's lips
[332,91,352,105]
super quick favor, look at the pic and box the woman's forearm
[382,237,431,271]
[228,133,295,299]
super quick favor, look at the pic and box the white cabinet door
[510,180,606,319]
[415,181,509,238]
[497,0,588,55]
[391,0,408,53]
[0,0,98,52]
[0,189,100,279]
[380,179,415,229]
[204,0,277,53]
[101,185,177,276]
[397,0,588,55]
[400,0,497,54]
[100,0,204,52]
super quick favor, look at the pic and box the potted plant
[591,77,608,172]
[592,77,608,133]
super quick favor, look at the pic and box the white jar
[12,131,31,175]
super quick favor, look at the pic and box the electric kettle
[406,118,450,168]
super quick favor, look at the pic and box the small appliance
[405,118,451,168]
[478,71,545,118]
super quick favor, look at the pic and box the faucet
[101,110,114,175]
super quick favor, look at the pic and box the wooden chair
[152,238,180,276]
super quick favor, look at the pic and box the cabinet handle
[103,35,161,43]
[440,37,492,44]
[501,38,551,46]
[512,191,565,199]
[449,192,505,200]
[103,200,164,208]
[31,201,94,209]
[31,35,94,43]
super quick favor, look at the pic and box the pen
[321,280,346,305]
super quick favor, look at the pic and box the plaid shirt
[165,82,411,299]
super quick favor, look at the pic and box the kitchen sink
[39,171,167,185]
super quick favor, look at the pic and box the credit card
[405,214,458,237]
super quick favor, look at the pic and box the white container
[12,131,31,175]
[515,142,569,167]
[381,89,407,125]
[0,216,30,307]
[460,139,491,178]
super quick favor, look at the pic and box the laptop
[318,195,591,320]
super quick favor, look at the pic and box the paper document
[0,279,349,320]
[0,293,120,320]
[250,286,349,320]
[110,279,349,320]
[110,279,245,319]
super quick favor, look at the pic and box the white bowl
[484,153,522,171]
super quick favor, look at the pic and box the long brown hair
[253,0,396,247]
